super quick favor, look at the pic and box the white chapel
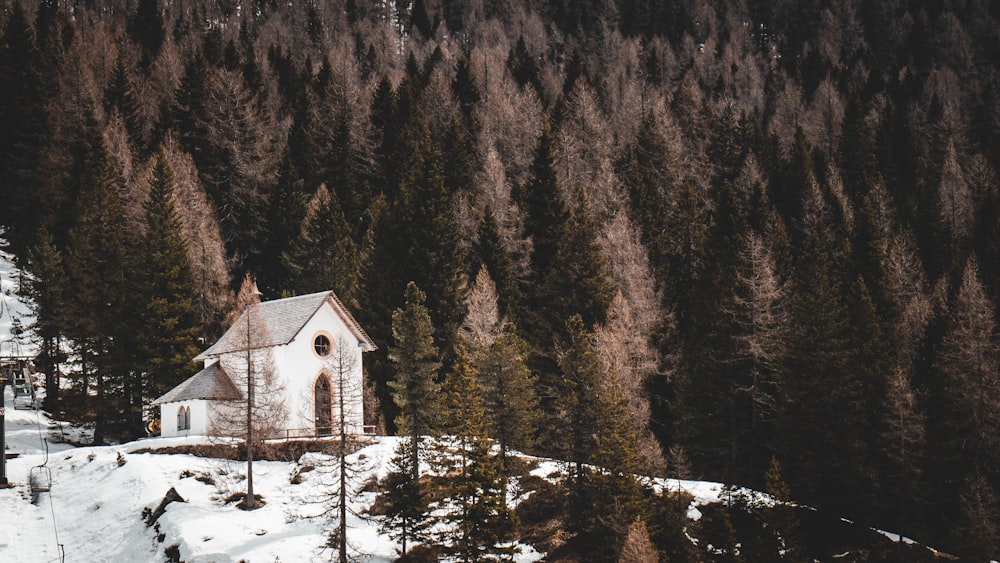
[153,290,376,438]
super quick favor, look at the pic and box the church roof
[152,362,242,405]
[195,290,376,361]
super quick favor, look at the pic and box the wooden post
[1,406,7,486]
[245,302,255,510]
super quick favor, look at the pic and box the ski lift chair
[30,439,53,500]
[29,464,51,494]
[13,375,33,409]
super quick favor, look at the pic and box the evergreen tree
[585,359,646,559]
[517,123,568,284]
[676,179,777,486]
[258,151,307,297]
[838,93,882,206]
[927,259,1000,552]
[529,190,615,453]
[380,440,429,556]
[434,345,518,561]
[384,282,441,555]
[529,187,615,353]
[554,314,603,519]
[20,228,66,411]
[474,324,537,472]
[779,183,875,518]
[451,57,480,127]
[105,53,147,151]
[507,36,541,93]
[137,152,201,411]
[759,457,807,562]
[172,51,212,172]
[555,314,644,558]
[63,131,131,444]
[128,0,164,68]
[389,282,442,443]
[473,209,521,321]
[0,2,57,252]
[619,110,678,297]
[382,113,466,373]
[282,184,360,306]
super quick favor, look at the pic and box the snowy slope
[0,384,947,563]
[0,244,34,358]
[0,388,546,563]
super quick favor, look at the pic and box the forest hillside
[0,0,998,559]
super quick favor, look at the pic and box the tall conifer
[435,346,518,561]
[383,282,441,554]
[21,228,66,411]
[64,131,130,443]
[138,152,201,410]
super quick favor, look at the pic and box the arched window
[315,373,332,436]
[177,406,191,431]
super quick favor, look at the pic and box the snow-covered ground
[0,388,548,563]
[0,390,399,562]
[0,385,758,563]
[0,244,35,359]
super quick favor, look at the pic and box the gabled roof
[195,290,376,361]
[152,362,242,405]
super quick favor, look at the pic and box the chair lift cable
[2,256,62,561]
[34,393,65,562]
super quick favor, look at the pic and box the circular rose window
[314,334,332,357]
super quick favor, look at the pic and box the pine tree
[399,125,467,369]
[384,281,441,555]
[283,184,360,306]
[172,51,212,173]
[20,228,66,411]
[760,457,807,562]
[554,315,645,558]
[137,151,202,412]
[63,130,131,444]
[389,282,442,442]
[585,361,646,559]
[434,345,518,561]
[528,187,616,355]
[105,53,147,151]
[517,122,568,284]
[927,259,1000,551]
[128,0,164,68]
[475,324,537,472]
[0,2,58,252]
[553,315,602,492]
[380,440,429,556]
[473,209,521,323]
[779,183,874,517]
[258,151,307,297]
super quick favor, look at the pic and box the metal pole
[1,406,7,486]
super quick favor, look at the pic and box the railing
[270,425,378,440]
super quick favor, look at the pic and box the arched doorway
[314,373,332,436]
